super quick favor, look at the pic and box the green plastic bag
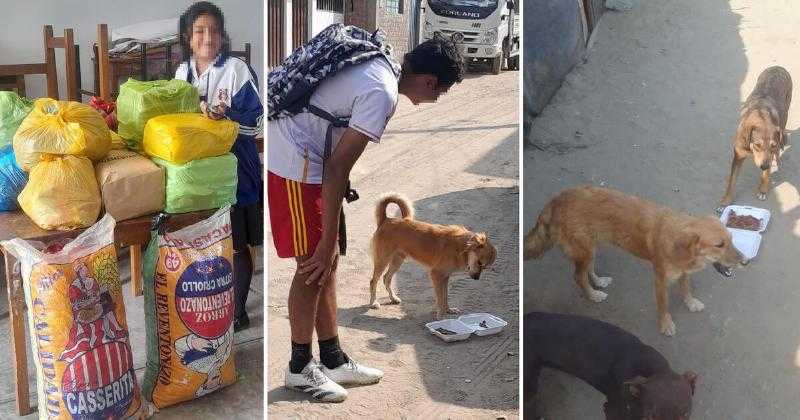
[116,79,200,151]
[153,153,237,213]
[0,92,34,148]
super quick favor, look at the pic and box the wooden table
[1,209,214,415]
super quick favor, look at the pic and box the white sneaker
[285,360,348,402]
[320,358,383,385]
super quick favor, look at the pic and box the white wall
[0,0,263,99]
[311,6,343,38]
[285,0,294,59]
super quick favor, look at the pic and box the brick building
[345,0,418,58]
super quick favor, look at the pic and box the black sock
[319,336,349,369]
[290,342,312,374]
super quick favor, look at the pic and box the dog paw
[684,297,705,312]
[370,301,381,309]
[592,275,613,289]
[446,307,461,314]
[388,296,402,304]
[756,192,767,201]
[588,290,608,303]
[660,316,676,336]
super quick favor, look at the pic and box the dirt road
[267,70,520,418]
[525,1,800,418]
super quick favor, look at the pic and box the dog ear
[622,376,648,399]
[467,233,487,249]
[747,125,756,145]
[683,371,698,395]
[675,232,701,259]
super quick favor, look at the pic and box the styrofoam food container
[425,319,474,342]
[727,228,762,261]
[458,313,508,336]
[719,205,771,232]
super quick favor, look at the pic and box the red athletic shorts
[267,171,323,258]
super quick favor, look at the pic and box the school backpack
[267,23,401,121]
[268,24,402,256]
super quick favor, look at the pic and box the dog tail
[375,193,415,226]
[523,202,554,260]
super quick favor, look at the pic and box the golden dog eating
[369,193,497,319]
[524,185,746,336]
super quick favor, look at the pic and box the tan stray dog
[524,186,747,336]
[719,66,792,210]
[369,193,497,319]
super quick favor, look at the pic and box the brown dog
[369,193,497,319]
[524,186,746,336]
[719,66,792,209]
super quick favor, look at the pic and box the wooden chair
[231,42,252,65]
[0,25,80,101]
[0,75,26,96]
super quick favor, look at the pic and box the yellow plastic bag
[142,206,236,408]
[13,99,111,170]
[19,155,101,230]
[143,113,238,164]
[110,131,126,150]
[1,215,144,420]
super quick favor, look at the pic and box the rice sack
[1,214,143,419]
[141,206,236,408]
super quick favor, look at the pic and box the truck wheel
[491,56,502,75]
[508,56,519,71]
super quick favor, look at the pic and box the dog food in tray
[458,313,508,336]
[719,205,770,232]
[425,319,475,342]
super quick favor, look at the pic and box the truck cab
[421,0,520,74]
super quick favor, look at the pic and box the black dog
[524,312,697,419]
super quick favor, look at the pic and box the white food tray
[719,205,770,232]
[425,319,474,342]
[718,205,770,261]
[458,313,508,336]
[728,228,762,261]
[425,313,507,342]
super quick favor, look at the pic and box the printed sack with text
[141,206,237,408]
[1,214,143,420]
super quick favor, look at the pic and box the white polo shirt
[267,58,399,184]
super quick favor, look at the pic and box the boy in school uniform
[268,34,465,402]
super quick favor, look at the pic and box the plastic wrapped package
[110,131,127,150]
[153,153,237,214]
[143,113,238,164]
[95,150,165,221]
[13,99,111,170]
[18,155,102,230]
[0,91,34,148]
[116,79,200,151]
[0,145,27,210]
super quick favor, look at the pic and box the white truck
[421,0,520,75]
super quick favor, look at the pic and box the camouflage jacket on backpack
[267,23,402,121]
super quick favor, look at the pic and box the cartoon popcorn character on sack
[60,260,127,362]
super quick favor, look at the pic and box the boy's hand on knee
[300,242,337,286]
